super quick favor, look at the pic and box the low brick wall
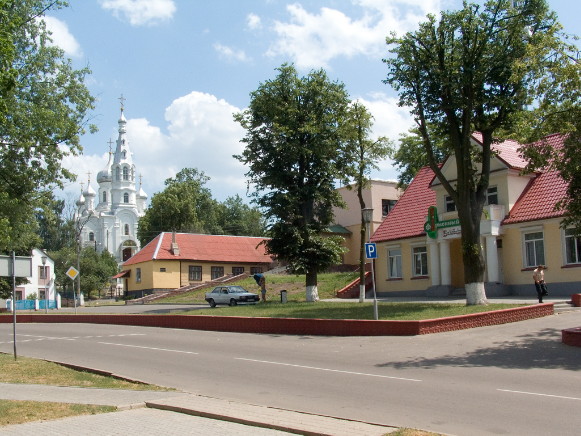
[0,303,554,336]
[571,294,581,307]
[562,327,581,347]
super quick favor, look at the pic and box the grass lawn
[0,353,170,427]
[179,301,524,320]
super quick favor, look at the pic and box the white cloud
[99,0,176,26]
[267,0,443,69]
[213,43,250,63]
[64,91,248,202]
[43,16,83,57]
[247,13,262,30]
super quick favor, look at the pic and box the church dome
[76,193,85,206]
[84,183,96,197]
[138,186,148,199]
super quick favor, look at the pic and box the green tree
[0,0,94,252]
[218,195,267,237]
[78,248,118,299]
[339,101,391,302]
[137,168,221,246]
[383,0,571,305]
[235,64,351,302]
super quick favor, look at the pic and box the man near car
[253,273,267,302]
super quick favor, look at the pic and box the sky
[46,0,581,204]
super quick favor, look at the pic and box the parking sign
[365,243,377,259]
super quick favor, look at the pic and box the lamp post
[362,208,378,320]
[41,255,47,313]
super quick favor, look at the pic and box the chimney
[171,231,180,256]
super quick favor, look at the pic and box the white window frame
[485,186,498,205]
[564,228,581,265]
[522,227,545,268]
[135,268,141,283]
[387,246,402,279]
[411,245,428,277]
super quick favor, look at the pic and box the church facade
[75,101,147,264]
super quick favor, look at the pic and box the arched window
[102,191,107,203]
[123,192,129,203]
[115,167,120,181]
[89,232,94,242]
[124,224,130,236]
[123,167,129,181]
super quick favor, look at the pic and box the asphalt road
[1,309,580,435]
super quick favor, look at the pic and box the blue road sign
[365,243,377,259]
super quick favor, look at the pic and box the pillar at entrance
[439,240,451,286]
[429,240,440,286]
[485,235,500,283]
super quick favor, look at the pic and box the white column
[439,240,451,286]
[428,240,441,286]
[485,235,500,283]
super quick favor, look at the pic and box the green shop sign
[424,206,460,239]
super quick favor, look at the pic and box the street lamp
[41,255,47,313]
[362,208,378,320]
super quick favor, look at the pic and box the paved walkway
[0,383,397,435]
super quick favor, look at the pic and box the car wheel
[208,299,216,308]
[229,299,237,306]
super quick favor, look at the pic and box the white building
[75,100,147,263]
[13,249,55,301]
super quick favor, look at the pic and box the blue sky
[46,0,580,203]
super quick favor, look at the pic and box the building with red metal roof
[370,134,579,298]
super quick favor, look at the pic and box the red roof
[502,134,568,225]
[124,233,273,266]
[371,166,436,243]
[471,132,528,169]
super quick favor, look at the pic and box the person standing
[253,273,267,302]
[533,265,548,303]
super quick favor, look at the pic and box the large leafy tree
[218,194,267,237]
[0,0,94,252]
[339,101,391,302]
[234,64,351,302]
[137,168,221,246]
[383,0,572,305]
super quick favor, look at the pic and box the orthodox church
[75,99,148,264]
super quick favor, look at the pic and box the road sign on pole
[365,242,377,259]
[66,266,79,280]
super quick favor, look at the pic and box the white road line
[498,389,581,401]
[98,342,199,355]
[235,358,422,382]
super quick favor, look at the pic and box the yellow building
[332,180,402,266]
[117,232,274,298]
[371,134,580,297]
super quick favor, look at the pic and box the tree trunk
[306,269,319,302]
[459,202,487,305]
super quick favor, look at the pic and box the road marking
[498,389,581,401]
[98,342,199,355]
[0,333,146,345]
[235,358,422,382]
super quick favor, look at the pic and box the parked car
[204,285,260,307]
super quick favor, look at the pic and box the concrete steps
[553,300,581,313]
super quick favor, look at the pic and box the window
[123,192,129,203]
[103,191,107,202]
[160,268,166,272]
[123,166,129,181]
[565,229,581,264]
[486,186,498,205]
[412,246,428,276]
[189,266,202,281]
[136,268,141,283]
[39,266,49,280]
[124,224,130,236]
[388,248,402,278]
[88,232,95,242]
[232,267,245,276]
[445,195,456,212]
[211,266,224,280]
[524,231,545,267]
[250,267,263,275]
[382,199,397,217]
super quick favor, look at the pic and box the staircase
[553,300,581,314]
[336,272,372,299]
[126,273,250,304]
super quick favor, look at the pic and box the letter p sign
[365,243,377,259]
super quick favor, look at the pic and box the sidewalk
[0,383,397,435]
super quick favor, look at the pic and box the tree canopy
[383,0,574,304]
[235,64,353,301]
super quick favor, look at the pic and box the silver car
[204,285,260,307]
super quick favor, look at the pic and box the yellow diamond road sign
[66,266,79,280]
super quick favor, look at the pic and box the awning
[112,270,130,279]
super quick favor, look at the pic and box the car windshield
[228,286,247,293]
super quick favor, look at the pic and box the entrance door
[450,238,465,288]
[122,247,132,261]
